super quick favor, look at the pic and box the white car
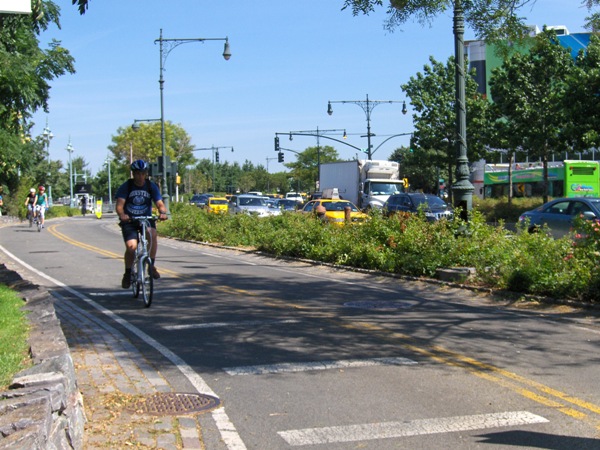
[286,192,303,203]
[229,195,278,217]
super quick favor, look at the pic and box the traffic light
[215,151,220,163]
[274,136,280,152]
[278,151,284,163]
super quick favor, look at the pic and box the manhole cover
[344,300,413,310]
[129,392,221,416]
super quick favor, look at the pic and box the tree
[284,145,340,192]
[0,1,75,195]
[108,121,194,169]
[401,56,489,200]
[489,29,575,203]
[563,34,600,153]
[343,1,597,42]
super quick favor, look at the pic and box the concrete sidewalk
[55,298,207,449]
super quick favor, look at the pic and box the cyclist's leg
[120,222,138,288]
[146,225,160,279]
[39,206,45,226]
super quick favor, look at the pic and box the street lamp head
[327,102,333,116]
[402,100,407,115]
[223,38,231,60]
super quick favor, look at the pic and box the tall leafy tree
[489,29,575,203]
[401,56,489,200]
[284,145,340,193]
[108,121,194,170]
[0,1,75,193]
[564,34,600,152]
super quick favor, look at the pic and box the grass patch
[0,284,30,390]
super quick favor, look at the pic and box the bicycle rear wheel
[141,258,153,307]
[131,260,140,298]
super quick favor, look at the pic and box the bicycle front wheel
[141,258,153,307]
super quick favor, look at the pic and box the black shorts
[119,219,156,242]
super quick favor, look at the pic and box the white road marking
[278,411,549,446]
[0,245,247,450]
[90,288,202,296]
[224,357,417,376]
[163,318,301,330]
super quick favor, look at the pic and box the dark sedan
[383,193,453,221]
[518,197,600,238]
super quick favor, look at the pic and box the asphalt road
[2,215,600,449]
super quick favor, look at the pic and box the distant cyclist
[115,159,168,289]
[24,188,36,224]
[34,185,48,228]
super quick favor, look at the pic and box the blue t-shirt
[116,180,162,217]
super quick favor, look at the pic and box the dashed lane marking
[278,411,549,446]
[223,357,417,376]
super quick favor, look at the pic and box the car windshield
[324,201,358,212]
[240,197,266,206]
[210,199,228,205]
[413,196,447,208]
[371,182,403,195]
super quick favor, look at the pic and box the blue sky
[32,0,591,175]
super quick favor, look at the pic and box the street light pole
[327,94,407,160]
[41,119,54,206]
[156,28,231,213]
[66,139,74,207]
[106,154,113,212]
[452,0,474,219]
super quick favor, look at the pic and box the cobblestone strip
[54,297,205,449]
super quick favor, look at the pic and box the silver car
[229,195,275,217]
[518,197,600,238]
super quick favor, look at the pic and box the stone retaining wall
[0,264,84,449]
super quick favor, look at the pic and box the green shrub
[157,202,599,304]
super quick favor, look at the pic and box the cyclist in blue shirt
[115,160,168,288]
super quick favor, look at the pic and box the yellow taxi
[300,198,368,225]
[206,197,229,214]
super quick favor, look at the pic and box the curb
[0,264,84,449]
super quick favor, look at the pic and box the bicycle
[33,206,43,232]
[130,216,156,307]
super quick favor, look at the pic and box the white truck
[319,160,406,209]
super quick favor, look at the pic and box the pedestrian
[81,195,87,216]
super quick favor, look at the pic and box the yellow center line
[345,321,600,427]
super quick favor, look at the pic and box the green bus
[474,160,600,199]
[564,160,599,197]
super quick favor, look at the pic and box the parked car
[189,193,213,207]
[206,197,229,214]
[273,199,299,211]
[518,197,600,238]
[229,194,275,217]
[383,193,453,221]
[300,199,368,225]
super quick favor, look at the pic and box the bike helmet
[30,188,35,193]
[38,185,45,192]
[131,159,149,172]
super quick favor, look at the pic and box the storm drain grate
[129,392,221,416]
